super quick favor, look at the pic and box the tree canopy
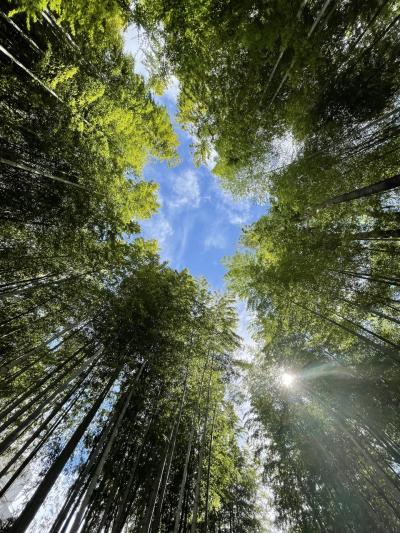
[1,0,400,531]
[132,0,400,530]
[0,2,262,531]
[135,0,400,190]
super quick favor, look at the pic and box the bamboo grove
[0,2,260,532]
[2,0,400,532]
[135,0,400,532]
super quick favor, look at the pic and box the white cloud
[174,219,193,268]
[141,212,173,260]
[209,178,254,226]
[169,169,201,210]
[123,25,150,79]
[204,145,218,171]
[163,75,180,104]
[224,200,252,225]
[155,214,173,247]
[235,299,257,362]
[204,230,227,250]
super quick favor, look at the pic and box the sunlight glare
[281,372,295,388]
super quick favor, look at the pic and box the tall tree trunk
[182,487,189,533]
[152,376,188,533]
[0,271,66,291]
[359,470,400,520]
[0,388,85,500]
[0,351,99,454]
[204,405,217,532]
[0,361,94,495]
[98,479,124,533]
[0,269,92,300]
[139,412,178,533]
[334,310,400,348]
[369,245,400,256]
[3,313,95,371]
[0,341,91,420]
[70,369,143,532]
[191,366,213,533]
[9,372,117,532]
[0,156,82,188]
[330,268,400,287]
[315,173,400,210]
[173,420,195,533]
[336,296,400,326]
[51,472,93,533]
[0,294,54,327]
[353,229,400,240]
[294,301,400,362]
[112,406,155,533]
[55,364,144,532]
[315,392,400,501]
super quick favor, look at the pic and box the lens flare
[281,372,295,387]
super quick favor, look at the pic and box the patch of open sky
[141,107,267,289]
[124,25,267,291]
[123,27,268,431]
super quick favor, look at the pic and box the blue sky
[124,26,266,291]
[141,103,266,289]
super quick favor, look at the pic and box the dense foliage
[135,0,400,194]
[2,0,400,532]
[135,0,400,531]
[0,2,261,532]
[0,254,261,532]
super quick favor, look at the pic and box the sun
[281,372,295,388]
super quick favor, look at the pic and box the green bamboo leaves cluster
[1,260,260,532]
[0,0,177,317]
[0,1,261,532]
[2,0,400,531]
[135,0,400,188]
[135,1,400,531]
